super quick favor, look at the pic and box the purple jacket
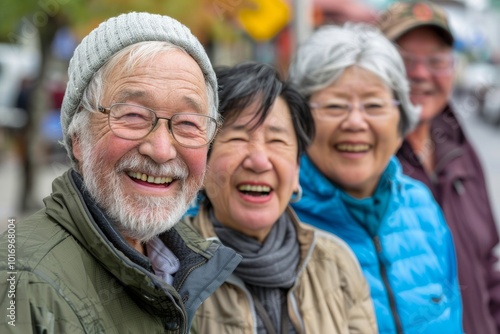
[397,104,500,334]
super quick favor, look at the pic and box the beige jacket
[185,206,378,334]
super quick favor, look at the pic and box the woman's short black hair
[213,62,315,160]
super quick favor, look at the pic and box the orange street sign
[238,0,291,42]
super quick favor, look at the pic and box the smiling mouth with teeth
[335,144,371,152]
[127,171,174,185]
[238,184,272,196]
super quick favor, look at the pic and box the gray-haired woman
[185,62,378,333]
[289,24,463,334]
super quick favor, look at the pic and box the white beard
[79,140,202,243]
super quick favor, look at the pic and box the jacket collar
[299,154,401,197]
[398,103,468,179]
[71,169,152,270]
[299,154,340,197]
[432,104,466,148]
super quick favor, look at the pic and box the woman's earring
[290,185,303,203]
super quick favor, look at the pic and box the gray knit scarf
[210,208,300,334]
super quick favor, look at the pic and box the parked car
[458,61,500,126]
[482,86,500,126]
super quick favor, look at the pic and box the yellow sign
[237,0,291,42]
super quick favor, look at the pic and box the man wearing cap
[0,12,241,333]
[379,2,500,333]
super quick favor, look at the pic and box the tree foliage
[0,0,239,45]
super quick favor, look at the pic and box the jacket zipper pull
[453,179,465,195]
[373,236,382,253]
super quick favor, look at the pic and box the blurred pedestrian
[186,62,377,333]
[0,12,241,333]
[13,77,36,212]
[40,74,66,162]
[289,24,463,333]
[378,2,500,333]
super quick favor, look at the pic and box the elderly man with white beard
[0,12,241,333]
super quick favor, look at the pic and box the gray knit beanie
[61,12,218,160]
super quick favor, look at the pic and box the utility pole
[292,0,313,48]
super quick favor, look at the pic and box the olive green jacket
[185,206,378,334]
[0,170,241,333]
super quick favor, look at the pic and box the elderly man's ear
[72,135,83,170]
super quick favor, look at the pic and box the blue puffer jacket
[291,155,463,334]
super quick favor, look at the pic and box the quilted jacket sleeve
[347,272,378,334]
[322,232,378,334]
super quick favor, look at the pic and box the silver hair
[66,41,218,168]
[289,23,419,135]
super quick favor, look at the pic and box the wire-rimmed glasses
[399,49,455,76]
[98,103,219,148]
[309,99,400,119]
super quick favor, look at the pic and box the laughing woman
[185,62,377,334]
[289,24,463,334]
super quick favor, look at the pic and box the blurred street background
[0,0,499,233]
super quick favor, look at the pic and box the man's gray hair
[289,23,419,135]
[61,12,218,164]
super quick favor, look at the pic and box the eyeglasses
[98,103,219,148]
[309,99,400,119]
[399,50,454,75]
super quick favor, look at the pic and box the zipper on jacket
[171,259,206,333]
[177,259,206,300]
[452,179,465,195]
[373,236,404,334]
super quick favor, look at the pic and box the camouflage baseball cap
[377,1,454,46]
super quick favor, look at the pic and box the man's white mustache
[409,80,435,92]
[116,154,189,179]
